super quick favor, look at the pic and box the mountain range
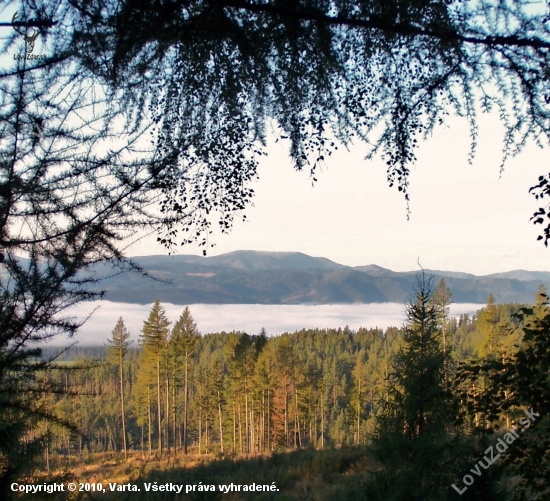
[92,251,550,305]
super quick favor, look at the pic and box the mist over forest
[34,283,550,500]
[4,0,550,499]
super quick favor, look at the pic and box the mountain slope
[94,251,550,305]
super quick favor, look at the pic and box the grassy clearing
[25,447,379,500]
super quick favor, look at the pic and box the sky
[4,4,547,345]
[125,110,550,276]
[3,3,549,276]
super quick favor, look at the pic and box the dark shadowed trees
[0,6,197,490]
[0,43,151,496]
[456,290,550,501]
[370,273,501,500]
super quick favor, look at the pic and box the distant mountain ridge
[94,250,549,305]
[132,251,346,272]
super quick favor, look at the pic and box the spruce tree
[106,317,131,459]
[369,274,499,501]
[139,300,170,455]
[170,307,199,454]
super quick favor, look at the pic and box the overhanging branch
[220,0,550,50]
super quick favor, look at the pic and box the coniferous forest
[11,277,549,501]
[4,1,550,500]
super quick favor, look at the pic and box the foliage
[3,2,550,488]
[35,299,524,462]
[122,0,550,245]
[0,40,127,498]
[369,274,500,500]
[0,3,193,491]
[456,290,550,501]
[29,294,550,498]
[5,0,549,248]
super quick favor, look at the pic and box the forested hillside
[95,251,550,304]
[38,289,523,460]
[13,279,547,501]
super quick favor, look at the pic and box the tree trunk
[183,356,189,454]
[45,418,50,473]
[157,360,162,455]
[172,379,177,452]
[356,379,361,446]
[206,415,209,454]
[238,397,243,454]
[199,407,202,455]
[148,387,152,456]
[284,381,288,448]
[119,350,127,459]
[321,392,324,449]
[295,388,301,448]
[251,397,254,453]
[261,391,265,452]
[218,389,224,454]
[165,371,170,456]
[245,384,249,453]
[233,400,236,454]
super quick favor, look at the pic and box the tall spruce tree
[139,300,170,455]
[106,317,131,459]
[369,273,499,501]
[169,307,199,455]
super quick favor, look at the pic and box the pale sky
[126,111,550,276]
[3,5,549,276]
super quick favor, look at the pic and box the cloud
[49,301,485,345]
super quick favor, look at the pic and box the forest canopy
[33,288,550,500]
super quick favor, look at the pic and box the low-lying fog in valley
[55,301,485,345]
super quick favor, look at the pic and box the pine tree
[106,317,131,459]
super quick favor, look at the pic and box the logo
[12,10,45,59]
